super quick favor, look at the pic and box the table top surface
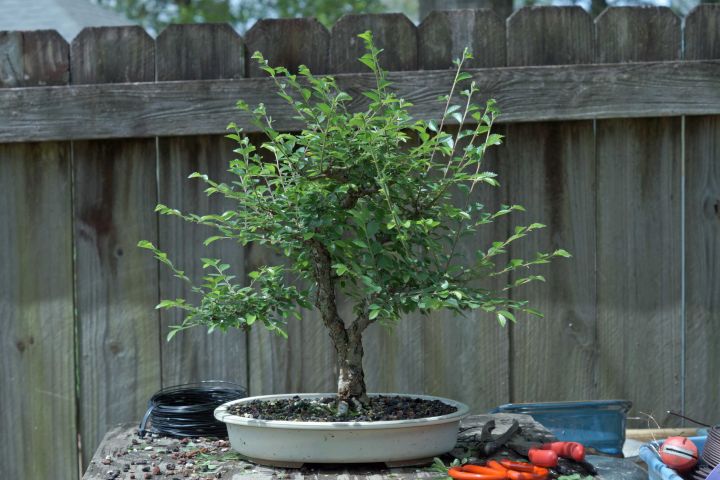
[82,414,648,480]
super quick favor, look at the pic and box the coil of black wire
[692,425,720,480]
[138,381,246,438]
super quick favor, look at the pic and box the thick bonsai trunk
[337,327,368,404]
[309,241,371,406]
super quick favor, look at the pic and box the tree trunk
[337,326,368,403]
[308,240,370,404]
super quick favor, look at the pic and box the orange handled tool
[448,466,506,480]
[448,461,549,480]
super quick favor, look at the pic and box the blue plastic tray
[640,436,706,480]
[490,400,632,455]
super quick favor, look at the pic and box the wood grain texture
[330,13,417,73]
[683,4,720,423]
[245,18,329,76]
[71,26,154,84]
[244,20,336,397]
[416,10,509,411]
[0,143,76,478]
[5,60,720,143]
[505,6,597,403]
[71,27,161,469]
[156,24,248,389]
[0,29,77,480]
[156,23,244,82]
[418,9,505,70]
[595,6,682,425]
[0,30,69,87]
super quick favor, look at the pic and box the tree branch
[308,239,348,350]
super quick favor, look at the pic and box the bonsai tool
[448,460,550,480]
[528,441,586,466]
[476,419,521,457]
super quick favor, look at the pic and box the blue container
[640,436,706,480]
[490,400,632,455]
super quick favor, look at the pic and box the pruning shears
[448,459,550,480]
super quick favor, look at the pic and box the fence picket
[416,9,510,410]
[595,7,682,425]
[329,13,425,396]
[71,26,161,467]
[505,6,597,403]
[0,29,76,479]
[330,13,417,73]
[244,19,337,396]
[155,24,249,391]
[684,4,720,423]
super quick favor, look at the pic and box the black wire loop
[138,381,247,438]
[692,425,720,480]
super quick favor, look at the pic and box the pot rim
[214,392,470,430]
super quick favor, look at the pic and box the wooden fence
[1,6,719,479]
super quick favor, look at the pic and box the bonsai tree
[139,32,569,411]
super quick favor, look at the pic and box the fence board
[0,30,77,480]
[330,13,417,73]
[505,6,597,403]
[71,27,161,468]
[595,7,682,425]
[5,60,720,143]
[684,4,720,422]
[155,24,249,390]
[245,18,329,76]
[416,9,509,411]
[244,19,336,396]
[418,9,505,70]
[329,14,426,397]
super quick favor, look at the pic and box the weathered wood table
[82,423,446,479]
[82,415,648,480]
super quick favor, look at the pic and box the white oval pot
[214,392,470,467]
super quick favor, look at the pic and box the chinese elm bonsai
[139,32,570,414]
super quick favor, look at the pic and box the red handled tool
[448,461,550,480]
[526,441,586,467]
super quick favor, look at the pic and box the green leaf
[137,240,154,249]
[203,236,226,246]
[497,310,516,323]
[553,249,572,258]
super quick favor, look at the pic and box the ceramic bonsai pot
[214,392,470,468]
